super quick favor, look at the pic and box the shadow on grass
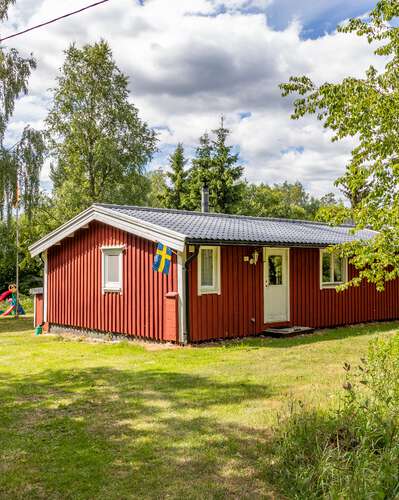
[0,367,276,499]
[0,316,33,334]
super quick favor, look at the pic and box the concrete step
[263,326,315,338]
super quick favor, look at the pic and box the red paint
[47,222,177,340]
[189,246,261,341]
[46,225,399,343]
[289,248,399,328]
[34,294,44,327]
[189,246,399,342]
[164,292,179,342]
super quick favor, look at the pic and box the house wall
[188,246,399,342]
[47,221,178,341]
[46,229,399,343]
[189,246,264,342]
[290,248,399,328]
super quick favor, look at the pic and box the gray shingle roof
[97,204,377,247]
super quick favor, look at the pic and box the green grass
[0,317,398,499]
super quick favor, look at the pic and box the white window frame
[101,246,125,293]
[320,249,347,289]
[198,246,221,295]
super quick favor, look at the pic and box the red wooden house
[29,203,399,343]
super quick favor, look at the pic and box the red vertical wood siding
[290,248,399,328]
[34,294,44,327]
[164,292,179,342]
[47,222,177,340]
[189,246,262,341]
[47,228,399,343]
[189,246,399,342]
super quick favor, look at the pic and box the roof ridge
[95,203,356,228]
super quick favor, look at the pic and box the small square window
[198,246,221,295]
[320,249,347,288]
[102,246,124,293]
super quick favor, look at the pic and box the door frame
[263,247,290,324]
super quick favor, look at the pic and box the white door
[264,248,289,323]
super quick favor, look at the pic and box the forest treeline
[0,40,347,292]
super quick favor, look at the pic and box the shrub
[268,335,399,499]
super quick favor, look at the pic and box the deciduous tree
[0,0,37,220]
[280,0,399,290]
[47,40,157,221]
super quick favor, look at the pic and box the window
[268,255,283,285]
[102,246,124,293]
[320,249,347,288]
[198,246,221,295]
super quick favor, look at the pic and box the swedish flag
[153,243,172,275]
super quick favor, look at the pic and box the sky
[2,0,381,198]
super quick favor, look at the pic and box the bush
[268,335,399,499]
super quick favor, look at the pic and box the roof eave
[29,205,187,257]
[185,239,336,248]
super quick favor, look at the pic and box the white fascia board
[95,205,186,251]
[29,205,187,257]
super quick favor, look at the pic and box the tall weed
[268,335,399,499]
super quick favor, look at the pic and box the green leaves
[281,0,399,290]
[239,181,337,220]
[16,127,46,220]
[46,40,157,222]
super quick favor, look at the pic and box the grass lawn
[0,317,398,499]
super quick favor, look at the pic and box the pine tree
[163,143,189,209]
[210,117,243,213]
[186,119,244,213]
[186,133,213,210]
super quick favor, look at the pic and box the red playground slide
[0,284,25,317]
[0,289,14,317]
[0,290,11,302]
[1,304,15,316]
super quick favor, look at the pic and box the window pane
[334,257,343,283]
[201,249,214,287]
[107,254,119,283]
[322,253,331,283]
[268,255,283,285]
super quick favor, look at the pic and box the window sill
[103,288,122,294]
[199,288,220,295]
[321,282,344,289]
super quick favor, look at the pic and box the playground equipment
[0,284,25,317]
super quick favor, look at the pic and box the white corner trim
[43,251,48,323]
[177,249,187,344]
[29,205,187,257]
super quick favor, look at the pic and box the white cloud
[2,0,382,195]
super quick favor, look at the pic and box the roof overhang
[185,239,334,248]
[29,204,187,257]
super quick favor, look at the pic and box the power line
[0,0,112,43]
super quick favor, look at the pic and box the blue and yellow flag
[153,243,172,275]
